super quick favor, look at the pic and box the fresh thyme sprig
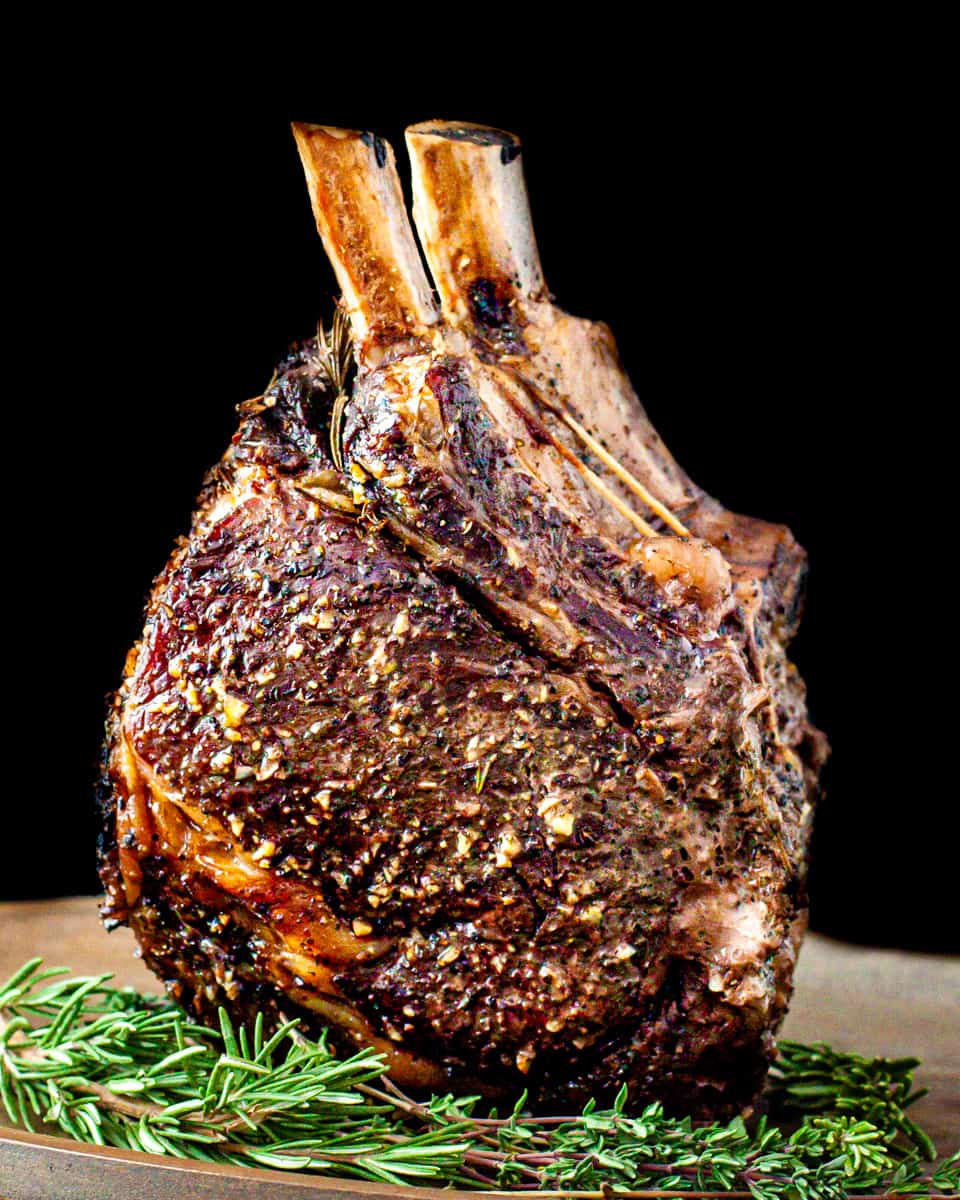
[1,960,957,1197]
[768,1040,937,1161]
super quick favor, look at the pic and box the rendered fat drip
[98,120,827,1119]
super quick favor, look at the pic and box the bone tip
[291,122,361,140]
[406,119,522,162]
[291,123,394,168]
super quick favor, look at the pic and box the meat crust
[100,340,824,1117]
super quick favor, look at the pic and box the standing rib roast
[98,121,827,1119]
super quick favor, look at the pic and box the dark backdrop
[5,56,954,952]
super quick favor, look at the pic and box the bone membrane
[406,120,545,324]
[292,124,438,352]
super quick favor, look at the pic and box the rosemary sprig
[1,959,957,1197]
[312,305,354,471]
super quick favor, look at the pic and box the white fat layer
[673,884,778,1012]
[199,465,270,531]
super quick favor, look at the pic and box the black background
[5,45,955,952]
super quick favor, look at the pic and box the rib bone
[406,120,697,538]
[404,120,800,588]
[292,124,438,354]
[406,120,545,325]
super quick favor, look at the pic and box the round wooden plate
[1,898,957,1200]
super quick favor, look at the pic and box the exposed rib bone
[291,124,437,353]
[405,120,545,324]
[404,122,704,543]
[405,123,687,539]
[295,122,661,541]
[295,121,685,543]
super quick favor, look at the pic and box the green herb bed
[1,959,957,1199]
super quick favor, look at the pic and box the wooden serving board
[1,898,957,1199]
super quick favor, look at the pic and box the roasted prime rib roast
[98,121,827,1118]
